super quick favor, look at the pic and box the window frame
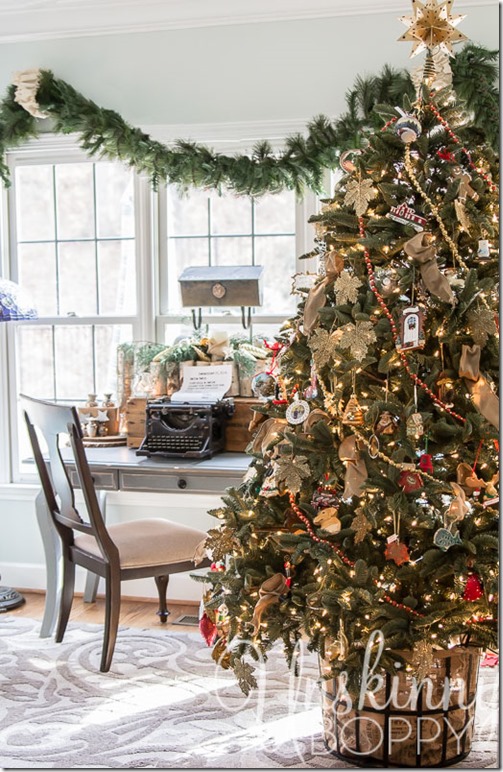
[156,181,319,342]
[1,136,153,483]
[0,130,326,484]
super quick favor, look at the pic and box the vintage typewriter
[136,397,235,459]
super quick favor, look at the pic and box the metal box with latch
[178,265,263,308]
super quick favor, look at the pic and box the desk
[36,448,250,638]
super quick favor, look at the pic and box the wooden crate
[125,397,147,448]
[225,397,260,453]
[77,406,120,436]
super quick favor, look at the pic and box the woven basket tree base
[320,646,481,768]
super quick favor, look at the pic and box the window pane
[96,164,135,238]
[211,192,251,235]
[255,235,296,315]
[167,237,209,312]
[59,241,97,316]
[54,325,94,400]
[18,242,57,316]
[254,191,296,234]
[17,326,55,399]
[56,163,94,239]
[95,324,133,399]
[15,165,55,241]
[98,240,136,314]
[211,237,252,266]
[168,187,209,236]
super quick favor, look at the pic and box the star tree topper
[399,0,468,57]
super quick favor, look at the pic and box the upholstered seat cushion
[74,518,207,569]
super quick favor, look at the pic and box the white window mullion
[0,325,13,483]
[134,174,155,342]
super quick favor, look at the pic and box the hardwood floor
[4,590,201,634]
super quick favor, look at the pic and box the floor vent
[172,614,199,626]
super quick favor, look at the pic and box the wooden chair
[21,394,210,673]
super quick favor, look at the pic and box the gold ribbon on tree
[338,435,368,498]
[251,573,290,635]
[403,232,455,305]
[303,252,344,333]
[459,344,499,429]
[250,417,288,456]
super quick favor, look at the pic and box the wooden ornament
[385,538,410,566]
[342,394,364,426]
[456,462,485,495]
[313,507,342,534]
[406,411,424,439]
[396,306,426,352]
[350,508,372,543]
[398,466,424,493]
[375,410,398,435]
[433,527,462,551]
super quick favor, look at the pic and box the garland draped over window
[0,44,498,196]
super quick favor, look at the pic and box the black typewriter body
[136,398,234,459]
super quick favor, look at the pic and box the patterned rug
[0,617,498,769]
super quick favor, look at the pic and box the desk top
[61,446,251,477]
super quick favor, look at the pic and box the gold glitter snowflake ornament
[334,271,363,305]
[339,321,377,361]
[344,178,377,217]
[399,0,468,58]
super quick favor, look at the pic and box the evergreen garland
[0,44,498,196]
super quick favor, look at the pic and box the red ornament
[398,469,424,493]
[419,453,434,474]
[437,148,456,162]
[463,574,484,602]
[385,539,410,566]
[199,612,218,646]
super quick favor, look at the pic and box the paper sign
[171,364,233,403]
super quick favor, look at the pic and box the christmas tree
[198,1,499,696]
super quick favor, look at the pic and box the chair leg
[101,573,121,673]
[55,558,75,643]
[154,574,170,624]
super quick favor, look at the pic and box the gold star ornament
[399,0,468,57]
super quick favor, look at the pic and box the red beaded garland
[288,493,424,618]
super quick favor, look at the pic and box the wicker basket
[320,646,481,768]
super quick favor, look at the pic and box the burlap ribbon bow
[403,232,455,305]
[250,417,288,456]
[338,435,368,499]
[303,252,344,333]
[445,482,470,524]
[459,344,499,429]
[252,573,290,634]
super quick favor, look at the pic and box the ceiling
[0,0,492,44]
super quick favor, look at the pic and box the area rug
[0,617,498,769]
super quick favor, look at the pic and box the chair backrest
[21,395,115,559]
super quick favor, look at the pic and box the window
[3,145,143,478]
[2,136,319,482]
[158,185,316,343]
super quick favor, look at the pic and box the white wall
[0,7,498,129]
[0,486,223,602]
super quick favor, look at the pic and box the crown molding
[0,0,493,44]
